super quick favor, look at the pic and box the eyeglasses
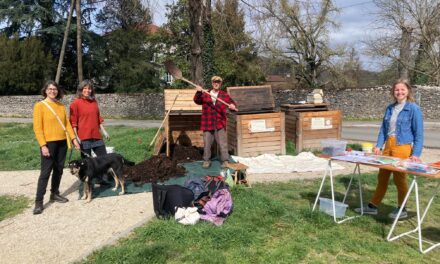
[47,88,58,92]
[212,80,222,84]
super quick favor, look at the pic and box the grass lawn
[0,195,30,221]
[84,173,440,263]
[1,123,440,262]
[0,123,157,171]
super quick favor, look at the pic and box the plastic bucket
[361,142,373,153]
[319,197,348,218]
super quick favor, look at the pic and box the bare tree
[370,0,440,84]
[188,0,211,85]
[246,0,340,88]
[76,0,83,83]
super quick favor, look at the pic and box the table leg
[387,177,440,253]
[312,160,330,212]
[313,160,364,224]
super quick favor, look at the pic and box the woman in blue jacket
[356,79,424,219]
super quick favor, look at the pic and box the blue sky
[147,0,381,71]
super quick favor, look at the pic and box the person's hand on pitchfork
[195,85,203,92]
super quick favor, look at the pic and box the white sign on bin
[311,117,333,130]
[249,119,275,133]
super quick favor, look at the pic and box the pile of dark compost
[171,144,203,163]
[125,144,203,185]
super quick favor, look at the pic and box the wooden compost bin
[164,89,203,155]
[227,85,285,157]
[281,104,341,152]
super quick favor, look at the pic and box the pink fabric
[200,189,233,226]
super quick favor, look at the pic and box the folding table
[312,155,440,253]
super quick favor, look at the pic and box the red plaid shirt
[194,90,236,131]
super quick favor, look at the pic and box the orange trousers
[370,136,412,207]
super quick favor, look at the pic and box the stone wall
[0,93,164,119]
[1,86,439,119]
[274,85,440,119]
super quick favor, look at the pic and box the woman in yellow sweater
[33,81,80,215]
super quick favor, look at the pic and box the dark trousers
[80,144,107,158]
[35,140,67,202]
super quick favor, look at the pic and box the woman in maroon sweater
[70,80,109,158]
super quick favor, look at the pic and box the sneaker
[33,200,44,215]
[388,207,408,220]
[354,203,378,215]
[202,161,211,169]
[50,193,69,203]
[221,161,229,169]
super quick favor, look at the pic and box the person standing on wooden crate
[69,79,110,158]
[194,76,237,169]
[355,79,424,220]
[32,81,80,215]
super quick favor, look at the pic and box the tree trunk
[398,26,412,80]
[189,0,206,85]
[76,0,84,83]
[55,0,75,84]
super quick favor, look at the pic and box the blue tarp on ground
[81,160,223,199]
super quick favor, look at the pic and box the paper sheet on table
[231,152,344,174]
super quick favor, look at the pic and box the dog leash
[67,148,91,163]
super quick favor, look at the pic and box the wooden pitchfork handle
[180,77,232,108]
[149,94,179,147]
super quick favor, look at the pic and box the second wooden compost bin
[281,104,341,152]
[227,85,285,157]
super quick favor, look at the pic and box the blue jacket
[376,102,424,157]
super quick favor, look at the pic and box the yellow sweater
[33,99,76,147]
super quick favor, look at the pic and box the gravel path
[1,148,439,264]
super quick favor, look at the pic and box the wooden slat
[241,136,282,144]
[164,89,201,111]
[237,112,281,120]
[241,140,281,148]
[242,145,283,152]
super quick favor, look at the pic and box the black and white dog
[68,153,135,202]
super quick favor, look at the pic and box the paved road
[1,117,439,148]
[342,121,440,148]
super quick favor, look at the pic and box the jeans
[80,139,107,158]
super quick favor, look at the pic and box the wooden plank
[297,112,303,152]
[237,112,281,120]
[242,145,283,152]
[241,136,282,143]
[236,115,242,156]
[241,131,281,139]
[227,85,274,112]
[280,112,286,154]
[241,141,281,148]
[164,89,202,111]
[241,150,280,157]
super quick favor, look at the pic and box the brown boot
[221,161,229,169]
[33,200,44,215]
[202,161,211,169]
